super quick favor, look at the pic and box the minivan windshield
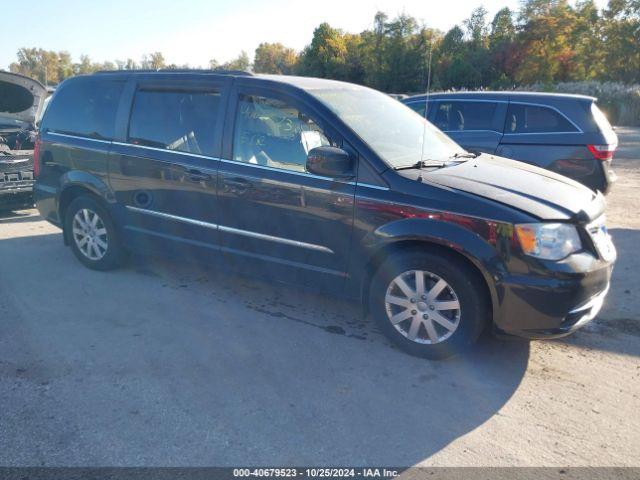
[311,85,465,168]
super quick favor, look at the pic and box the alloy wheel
[384,270,461,344]
[72,208,109,261]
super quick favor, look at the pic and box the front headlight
[515,223,582,260]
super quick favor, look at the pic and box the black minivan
[34,71,616,358]
[402,92,618,193]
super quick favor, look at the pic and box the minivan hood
[419,155,605,221]
[0,71,46,125]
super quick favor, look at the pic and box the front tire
[64,195,124,271]
[369,250,488,359]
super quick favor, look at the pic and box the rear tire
[369,250,488,359]
[64,195,124,271]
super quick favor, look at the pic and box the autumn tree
[253,43,298,74]
[297,23,348,79]
[7,2,640,89]
[516,0,580,83]
[211,51,251,71]
[9,48,73,84]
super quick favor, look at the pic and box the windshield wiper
[393,159,449,171]
[451,151,478,160]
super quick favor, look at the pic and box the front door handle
[225,177,252,195]
[225,178,251,188]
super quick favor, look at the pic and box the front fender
[358,217,513,328]
[367,218,500,261]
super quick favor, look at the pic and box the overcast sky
[0,0,609,70]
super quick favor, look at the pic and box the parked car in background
[35,72,615,358]
[0,71,47,211]
[402,92,618,194]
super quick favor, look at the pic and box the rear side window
[41,78,124,140]
[406,101,426,117]
[128,89,221,157]
[505,103,578,134]
[432,101,498,132]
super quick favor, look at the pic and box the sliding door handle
[187,169,211,182]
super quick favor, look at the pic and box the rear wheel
[64,195,124,271]
[369,250,488,359]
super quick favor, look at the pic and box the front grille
[0,155,33,173]
[0,170,34,190]
[0,155,34,191]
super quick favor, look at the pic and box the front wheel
[369,250,488,359]
[64,195,124,271]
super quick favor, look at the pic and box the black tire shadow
[0,208,39,223]
[125,254,532,465]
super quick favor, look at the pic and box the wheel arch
[358,221,503,327]
[58,174,114,245]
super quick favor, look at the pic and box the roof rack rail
[93,68,253,76]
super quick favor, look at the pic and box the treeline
[7,0,640,92]
[286,0,640,92]
[6,50,252,86]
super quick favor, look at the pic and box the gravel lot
[0,128,638,467]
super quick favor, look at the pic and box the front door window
[232,94,332,172]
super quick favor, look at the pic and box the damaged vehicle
[35,72,616,359]
[0,71,47,211]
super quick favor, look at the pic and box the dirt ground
[0,128,638,467]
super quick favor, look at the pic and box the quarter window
[232,94,332,173]
[41,78,124,140]
[128,89,221,156]
[505,104,578,134]
[432,101,498,132]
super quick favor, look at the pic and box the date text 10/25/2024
[233,468,399,478]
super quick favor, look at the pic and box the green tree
[571,0,606,80]
[369,11,389,89]
[437,26,480,89]
[297,23,348,79]
[124,58,138,70]
[465,6,489,46]
[602,0,640,82]
[221,51,251,71]
[490,7,515,44]
[75,54,94,74]
[253,43,298,74]
[9,48,73,84]
[141,52,165,70]
[383,14,421,92]
[489,7,517,87]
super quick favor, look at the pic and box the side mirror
[306,146,354,178]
